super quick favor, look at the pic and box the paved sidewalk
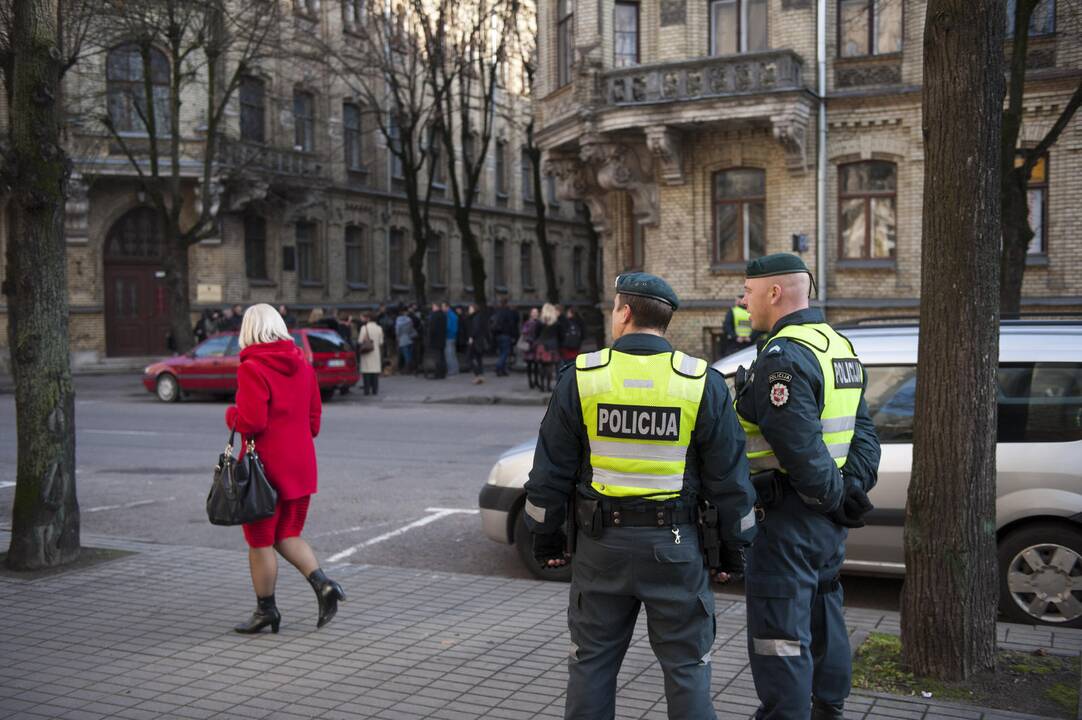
[0,532,1078,720]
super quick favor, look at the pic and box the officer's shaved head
[742,272,812,333]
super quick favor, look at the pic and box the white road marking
[309,521,394,539]
[0,482,15,490]
[325,508,478,563]
[83,496,175,513]
[82,429,164,437]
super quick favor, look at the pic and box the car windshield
[307,330,349,354]
[193,335,232,358]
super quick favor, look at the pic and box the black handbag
[207,427,278,526]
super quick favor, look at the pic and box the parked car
[478,320,1082,628]
[143,328,358,402]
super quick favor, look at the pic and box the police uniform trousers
[566,523,717,720]
[745,487,849,720]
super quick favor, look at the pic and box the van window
[291,331,304,349]
[998,363,1082,442]
[864,366,916,443]
[307,330,350,354]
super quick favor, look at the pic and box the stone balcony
[216,137,329,212]
[603,49,805,107]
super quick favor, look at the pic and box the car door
[219,335,242,392]
[184,334,234,391]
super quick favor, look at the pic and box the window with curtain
[239,76,265,143]
[838,161,897,259]
[557,0,574,87]
[709,0,768,56]
[428,234,445,286]
[431,129,446,189]
[1006,0,1055,37]
[343,102,363,170]
[494,239,507,288]
[520,242,533,289]
[244,215,268,280]
[462,243,474,290]
[293,91,315,151]
[389,228,406,286]
[713,168,766,263]
[345,225,367,285]
[573,246,584,290]
[521,148,534,204]
[614,2,640,67]
[496,140,509,197]
[839,0,902,58]
[106,44,171,134]
[1017,153,1049,256]
[389,113,404,179]
[296,221,320,282]
[342,0,364,25]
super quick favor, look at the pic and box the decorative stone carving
[580,136,658,227]
[1026,47,1056,69]
[770,107,812,173]
[661,0,686,26]
[544,153,611,237]
[227,179,270,212]
[193,178,223,219]
[64,171,89,244]
[645,126,685,186]
[835,61,903,89]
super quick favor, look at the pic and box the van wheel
[998,522,1082,628]
[156,373,180,403]
[514,507,572,583]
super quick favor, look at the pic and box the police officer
[722,294,760,355]
[734,254,881,720]
[524,272,757,720]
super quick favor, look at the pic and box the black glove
[532,531,568,566]
[829,477,874,529]
[713,545,745,582]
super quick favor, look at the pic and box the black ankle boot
[811,698,844,720]
[307,568,346,629]
[234,595,280,634]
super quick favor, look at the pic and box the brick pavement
[0,532,1077,720]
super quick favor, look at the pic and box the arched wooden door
[103,207,171,356]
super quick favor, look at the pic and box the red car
[142,328,359,403]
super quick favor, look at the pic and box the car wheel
[998,522,1082,628]
[514,506,572,583]
[320,388,334,403]
[339,386,350,396]
[156,373,180,403]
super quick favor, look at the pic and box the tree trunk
[4,0,79,570]
[999,167,1032,316]
[457,207,488,310]
[162,229,195,354]
[901,0,1002,680]
[528,130,558,304]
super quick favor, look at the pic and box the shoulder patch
[767,345,782,354]
[769,381,790,407]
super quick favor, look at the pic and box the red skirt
[242,495,311,548]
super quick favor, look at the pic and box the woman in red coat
[226,304,345,634]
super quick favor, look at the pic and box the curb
[424,394,550,406]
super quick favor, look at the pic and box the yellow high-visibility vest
[732,306,753,338]
[737,323,862,475]
[576,348,708,500]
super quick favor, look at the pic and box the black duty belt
[601,505,694,528]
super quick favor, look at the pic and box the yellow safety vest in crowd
[576,348,708,500]
[732,306,753,339]
[737,323,862,474]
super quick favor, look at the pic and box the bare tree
[1,0,78,570]
[522,54,558,305]
[999,0,1082,315]
[97,0,281,353]
[901,0,1003,680]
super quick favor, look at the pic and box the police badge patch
[770,382,790,407]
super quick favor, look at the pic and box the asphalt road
[0,373,903,610]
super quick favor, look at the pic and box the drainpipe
[816,0,828,307]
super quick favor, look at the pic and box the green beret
[745,253,810,279]
[615,272,679,310]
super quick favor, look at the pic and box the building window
[293,90,315,151]
[295,0,319,16]
[709,0,768,56]
[342,0,364,26]
[430,129,446,189]
[520,242,533,289]
[389,112,405,180]
[106,44,171,135]
[1007,0,1055,37]
[614,2,640,67]
[427,234,445,286]
[389,228,406,286]
[839,0,903,58]
[838,160,897,259]
[345,225,367,285]
[461,243,474,290]
[296,221,320,283]
[713,168,766,263]
[495,140,509,199]
[494,239,507,289]
[1018,153,1048,256]
[557,0,574,87]
[239,76,265,143]
[546,175,560,210]
[521,148,535,204]
[343,102,363,171]
[244,215,268,280]
[573,246,585,290]
[626,207,644,271]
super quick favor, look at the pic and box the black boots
[234,595,280,634]
[307,568,346,629]
[811,698,845,720]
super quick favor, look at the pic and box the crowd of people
[190,300,590,393]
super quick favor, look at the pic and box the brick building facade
[536,0,1082,359]
[0,0,594,367]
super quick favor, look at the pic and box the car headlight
[486,462,502,486]
[144,365,153,374]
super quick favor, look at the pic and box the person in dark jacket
[557,306,585,362]
[535,303,561,393]
[465,303,488,384]
[493,298,519,377]
[426,302,448,379]
[225,304,346,635]
[521,307,541,389]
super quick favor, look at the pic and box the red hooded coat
[225,339,321,499]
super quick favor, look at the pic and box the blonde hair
[540,302,559,326]
[239,303,292,349]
